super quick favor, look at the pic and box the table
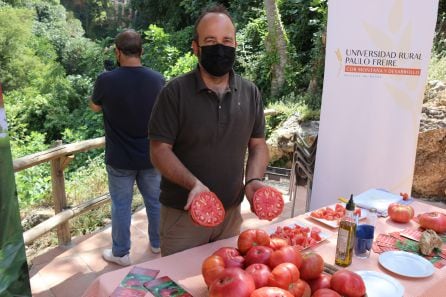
[82,201,446,297]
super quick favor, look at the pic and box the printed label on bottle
[336,228,349,260]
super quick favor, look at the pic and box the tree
[264,0,288,98]
[0,7,35,90]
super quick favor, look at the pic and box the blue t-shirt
[92,66,165,169]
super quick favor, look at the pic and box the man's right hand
[184,180,210,211]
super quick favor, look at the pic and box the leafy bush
[142,24,181,73]
[61,38,103,78]
[10,132,51,208]
[265,92,320,139]
[170,26,194,53]
[165,52,197,80]
[428,54,446,81]
[236,15,271,99]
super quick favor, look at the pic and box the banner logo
[338,48,422,76]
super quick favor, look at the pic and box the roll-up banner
[311,0,439,210]
[0,83,32,296]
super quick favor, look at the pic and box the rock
[419,229,442,255]
[413,128,446,198]
[414,80,446,199]
[266,113,318,165]
[21,210,53,231]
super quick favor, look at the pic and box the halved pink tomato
[189,192,225,227]
[252,186,284,221]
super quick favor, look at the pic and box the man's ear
[191,40,199,57]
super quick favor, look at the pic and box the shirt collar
[194,65,238,93]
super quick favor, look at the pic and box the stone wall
[413,80,446,199]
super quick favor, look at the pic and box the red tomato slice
[310,228,322,241]
[335,204,344,212]
[189,192,225,227]
[252,186,285,221]
[311,210,323,218]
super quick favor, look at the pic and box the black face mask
[199,44,235,77]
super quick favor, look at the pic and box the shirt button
[219,105,221,109]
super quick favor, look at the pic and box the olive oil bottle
[335,194,356,267]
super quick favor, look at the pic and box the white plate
[356,270,404,297]
[269,221,331,251]
[353,189,402,216]
[308,206,368,228]
[378,251,434,278]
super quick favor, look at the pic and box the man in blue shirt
[90,29,165,265]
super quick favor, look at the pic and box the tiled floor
[29,182,309,297]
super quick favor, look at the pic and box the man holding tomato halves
[149,4,269,256]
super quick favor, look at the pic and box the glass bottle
[335,194,357,267]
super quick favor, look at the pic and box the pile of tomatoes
[270,225,322,250]
[202,228,366,297]
[310,204,361,221]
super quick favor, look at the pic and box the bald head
[115,29,142,57]
[193,5,235,42]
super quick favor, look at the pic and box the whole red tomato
[387,203,414,223]
[209,267,255,297]
[245,245,274,266]
[268,262,300,290]
[202,255,225,287]
[288,279,311,297]
[312,288,341,297]
[269,237,289,250]
[418,212,446,233]
[269,246,303,269]
[330,270,365,297]
[299,252,324,281]
[212,247,245,269]
[245,263,271,288]
[238,229,271,254]
[250,286,294,297]
[307,273,332,293]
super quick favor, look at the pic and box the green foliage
[170,26,194,53]
[428,54,446,81]
[165,52,197,80]
[61,37,103,77]
[265,94,320,138]
[229,0,264,27]
[61,0,127,39]
[131,0,191,31]
[142,25,180,73]
[0,7,35,90]
[279,0,326,65]
[10,132,51,207]
[236,15,271,99]
[433,13,446,56]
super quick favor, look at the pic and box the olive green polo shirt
[149,68,265,210]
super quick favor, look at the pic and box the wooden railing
[13,137,107,246]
